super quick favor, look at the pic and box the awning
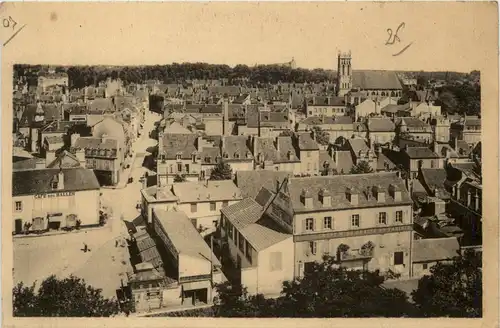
[181,280,210,292]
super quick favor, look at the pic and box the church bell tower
[337,50,352,97]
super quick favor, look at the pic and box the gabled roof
[172,180,242,203]
[297,133,319,150]
[405,147,440,159]
[47,150,81,169]
[235,170,292,199]
[352,70,403,90]
[222,136,253,161]
[153,209,221,266]
[221,198,292,252]
[161,133,197,159]
[13,168,100,196]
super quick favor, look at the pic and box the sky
[1,2,497,73]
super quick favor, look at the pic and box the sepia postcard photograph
[1,2,498,328]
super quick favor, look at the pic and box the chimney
[158,130,164,156]
[57,168,65,190]
[433,140,438,153]
[319,188,332,207]
[467,189,472,207]
[222,100,230,136]
[276,137,280,153]
[74,148,86,168]
[454,137,459,150]
[35,158,46,169]
[474,190,480,212]
[347,187,359,206]
[71,133,80,147]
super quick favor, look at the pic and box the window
[395,210,403,223]
[309,241,317,255]
[51,181,58,189]
[176,154,181,160]
[177,163,182,172]
[169,165,173,173]
[378,212,387,225]
[394,251,404,265]
[222,201,229,208]
[245,242,253,263]
[430,160,435,168]
[323,216,332,229]
[238,232,244,252]
[351,214,360,228]
[423,263,428,270]
[307,163,311,171]
[185,164,190,173]
[305,218,314,231]
[15,201,22,212]
[190,203,197,213]
[269,252,283,271]
[210,202,216,211]
[307,151,311,158]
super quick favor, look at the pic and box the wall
[307,105,346,117]
[256,237,294,296]
[227,161,254,174]
[299,150,320,175]
[178,253,211,279]
[12,188,100,233]
[241,267,258,295]
[369,131,395,144]
[294,205,412,235]
[294,230,412,278]
[204,119,223,136]
[178,200,240,228]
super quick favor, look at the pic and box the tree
[212,257,415,318]
[312,126,330,146]
[210,161,233,180]
[173,174,186,183]
[279,256,415,317]
[412,249,482,318]
[13,275,120,317]
[350,161,374,174]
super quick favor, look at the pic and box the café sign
[34,191,75,199]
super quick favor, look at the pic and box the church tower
[337,50,352,97]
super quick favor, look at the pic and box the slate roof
[405,147,440,159]
[348,138,370,155]
[44,135,64,145]
[13,158,44,171]
[254,137,299,163]
[307,96,346,106]
[172,180,242,203]
[287,172,411,212]
[367,118,396,132]
[420,168,450,199]
[412,238,460,262]
[222,136,253,161]
[74,137,118,151]
[352,70,403,90]
[161,133,197,159]
[235,170,292,199]
[297,133,319,150]
[246,109,290,129]
[377,152,397,171]
[200,147,220,164]
[12,168,100,196]
[153,209,221,266]
[301,116,353,126]
[400,117,432,132]
[221,198,291,252]
[46,151,81,169]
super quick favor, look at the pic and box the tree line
[14,64,334,90]
[13,250,481,317]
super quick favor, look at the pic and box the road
[101,110,161,228]
[13,110,162,299]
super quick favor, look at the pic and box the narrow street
[100,110,161,230]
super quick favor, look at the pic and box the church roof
[352,70,403,90]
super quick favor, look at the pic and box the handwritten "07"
[2,16,17,30]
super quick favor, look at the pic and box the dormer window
[192,153,197,163]
[347,187,359,206]
[51,180,58,189]
[287,150,293,160]
[389,184,402,201]
[373,186,386,203]
[246,151,251,159]
[205,157,211,163]
[318,188,331,207]
[300,189,313,208]
[234,152,240,159]
[223,152,229,159]
[176,154,181,161]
